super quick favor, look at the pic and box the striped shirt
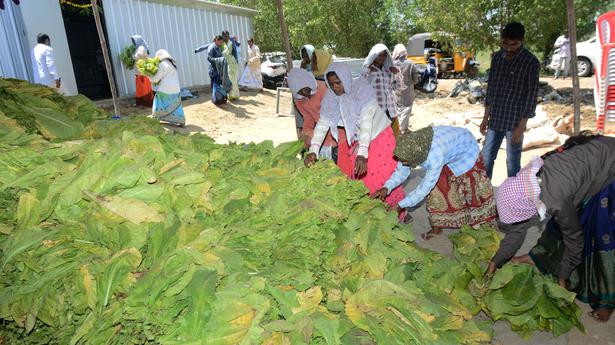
[485,48,540,132]
[383,126,480,208]
[363,67,398,118]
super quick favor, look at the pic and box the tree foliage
[221,0,418,58]
[406,0,611,60]
[222,0,611,60]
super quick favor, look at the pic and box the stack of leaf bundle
[0,78,108,141]
[0,126,492,345]
[448,226,585,338]
[120,45,137,70]
[136,57,160,77]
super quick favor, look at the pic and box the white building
[0,0,257,99]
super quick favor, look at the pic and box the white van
[548,37,598,77]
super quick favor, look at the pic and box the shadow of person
[161,123,206,134]
[222,102,253,118]
[231,95,265,106]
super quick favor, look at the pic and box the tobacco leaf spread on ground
[0,80,583,344]
[0,78,108,141]
[449,226,585,339]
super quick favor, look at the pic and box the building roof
[144,0,258,16]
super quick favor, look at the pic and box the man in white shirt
[553,33,570,79]
[31,33,61,89]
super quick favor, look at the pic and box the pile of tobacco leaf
[0,81,584,345]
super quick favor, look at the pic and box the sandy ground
[103,76,613,344]
[111,88,297,146]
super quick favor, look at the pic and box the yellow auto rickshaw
[406,32,478,78]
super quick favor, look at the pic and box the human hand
[558,277,567,289]
[369,187,388,201]
[485,261,497,277]
[389,66,400,74]
[479,118,488,136]
[304,152,317,167]
[511,122,525,144]
[354,155,367,176]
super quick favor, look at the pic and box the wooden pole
[274,0,293,72]
[91,0,121,118]
[565,0,581,135]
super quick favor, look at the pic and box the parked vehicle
[406,32,478,79]
[547,36,598,77]
[414,56,438,93]
[261,52,287,89]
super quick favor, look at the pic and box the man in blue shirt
[480,22,540,179]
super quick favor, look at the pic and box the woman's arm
[553,200,584,281]
[148,61,168,84]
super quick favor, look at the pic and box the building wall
[102,0,256,97]
[19,0,79,95]
[0,3,30,80]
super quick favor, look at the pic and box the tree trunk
[274,0,293,73]
[565,0,581,135]
[91,0,120,118]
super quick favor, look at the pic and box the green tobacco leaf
[26,105,84,141]
[1,227,50,268]
[96,248,142,309]
[15,192,41,229]
[83,190,164,224]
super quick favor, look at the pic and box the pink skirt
[337,127,405,207]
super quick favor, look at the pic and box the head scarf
[496,157,547,224]
[301,44,315,61]
[287,68,317,100]
[320,62,376,146]
[393,127,434,167]
[361,43,393,75]
[313,49,333,77]
[131,35,149,52]
[155,49,176,64]
[134,46,148,60]
[300,44,316,73]
[392,44,407,61]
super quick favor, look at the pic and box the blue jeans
[481,129,523,179]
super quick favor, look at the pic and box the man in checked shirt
[480,22,540,179]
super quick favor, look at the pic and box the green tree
[221,0,416,57]
[406,0,611,61]
[222,0,609,60]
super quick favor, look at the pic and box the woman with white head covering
[391,43,417,134]
[147,49,185,127]
[238,37,263,91]
[304,62,405,209]
[287,68,336,160]
[487,132,615,322]
[361,44,400,136]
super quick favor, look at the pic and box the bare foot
[421,228,443,240]
[399,211,413,224]
[511,254,535,265]
[588,308,614,322]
